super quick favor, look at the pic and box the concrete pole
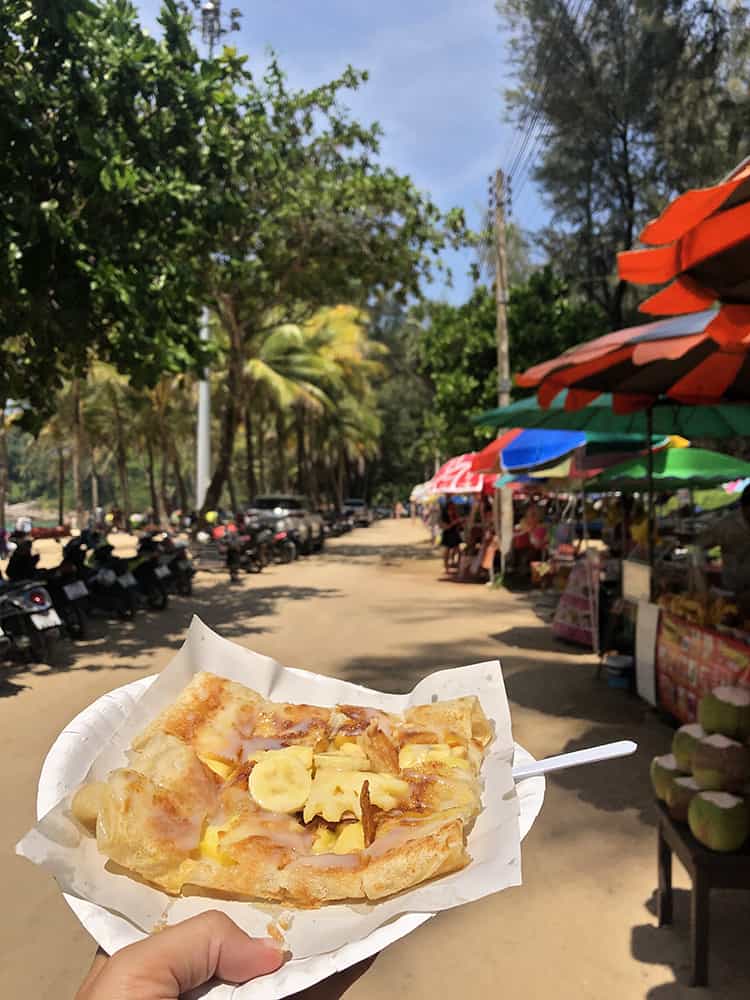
[493,169,514,573]
[195,307,211,510]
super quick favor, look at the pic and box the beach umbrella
[515,307,750,411]
[618,159,750,316]
[474,392,750,438]
[588,447,750,492]
[430,454,496,495]
[470,428,585,474]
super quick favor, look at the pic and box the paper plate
[37,675,545,999]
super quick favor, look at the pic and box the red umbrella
[516,306,750,412]
[430,454,497,494]
[470,429,523,472]
[618,159,750,316]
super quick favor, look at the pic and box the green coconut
[698,686,750,742]
[672,723,705,772]
[665,776,701,823]
[691,734,750,792]
[688,791,750,852]
[650,753,685,802]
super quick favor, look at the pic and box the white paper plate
[37,675,545,998]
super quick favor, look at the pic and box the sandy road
[2,519,746,999]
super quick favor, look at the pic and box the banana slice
[249,753,312,813]
[314,750,370,772]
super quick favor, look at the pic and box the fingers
[84,912,285,998]
[75,949,108,998]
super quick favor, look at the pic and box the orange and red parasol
[618,159,750,316]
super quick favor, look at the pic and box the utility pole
[490,169,513,572]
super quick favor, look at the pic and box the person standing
[440,500,463,573]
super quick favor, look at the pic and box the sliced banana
[71,782,110,833]
[314,750,370,772]
[333,821,365,854]
[249,753,312,813]
[247,745,313,770]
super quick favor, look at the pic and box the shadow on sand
[631,889,750,997]
[0,573,340,697]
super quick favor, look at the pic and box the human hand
[75,911,285,1000]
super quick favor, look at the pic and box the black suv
[251,496,325,554]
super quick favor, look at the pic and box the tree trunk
[159,428,171,519]
[295,404,306,495]
[0,401,7,534]
[257,407,266,494]
[90,452,99,511]
[146,437,159,522]
[336,449,345,510]
[227,470,238,515]
[244,400,257,501]
[308,424,320,507]
[202,298,242,513]
[111,393,131,523]
[57,448,65,526]
[173,445,189,513]
[275,409,287,492]
[71,377,84,531]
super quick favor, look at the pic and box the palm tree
[85,363,136,522]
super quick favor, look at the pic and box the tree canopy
[499,0,750,327]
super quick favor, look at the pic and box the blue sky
[136,0,547,303]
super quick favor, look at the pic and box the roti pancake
[72,671,493,906]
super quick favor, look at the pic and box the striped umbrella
[516,306,750,411]
[618,158,750,316]
[429,454,497,495]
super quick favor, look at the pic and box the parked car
[251,496,325,554]
[344,498,373,527]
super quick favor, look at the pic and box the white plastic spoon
[512,739,637,782]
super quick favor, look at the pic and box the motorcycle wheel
[245,556,263,574]
[117,590,136,620]
[176,575,193,597]
[30,628,53,663]
[147,585,168,611]
[62,602,87,640]
[279,541,296,563]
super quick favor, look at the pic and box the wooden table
[656,800,750,986]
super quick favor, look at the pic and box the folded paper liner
[18,617,522,998]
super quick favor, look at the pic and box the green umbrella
[474,392,750,439]
[588,447,750,491]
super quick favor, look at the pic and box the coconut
[688,791,750,852]
[691,733,750,792]
[672,723,705,771]
[650,754,685,802]
[698,686,750,741]
[665,776,701,823]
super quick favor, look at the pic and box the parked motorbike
[0,576,62,662]
[6,538,88,639]
[64,536,137,620]
[146,532,195,597]
[125,536,169,610]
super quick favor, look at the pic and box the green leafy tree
[199,59,466,511]
[0,0,250,426]
[499,0,750,327]
[414,269,607,459]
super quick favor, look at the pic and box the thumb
[97,911,285,997]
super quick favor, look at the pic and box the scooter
[148,532,195,597]
[6,538,88,640]
[63,537,137,620]
[0,576,62,662]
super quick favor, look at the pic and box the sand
[2,519,747,998]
